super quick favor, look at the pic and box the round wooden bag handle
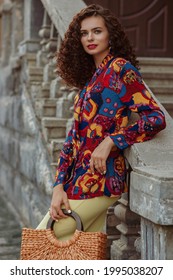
[46,209,84,231]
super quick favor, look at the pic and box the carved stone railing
[126,108,173,259]
[0,0,173,259]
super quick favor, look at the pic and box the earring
[109,40,112,52]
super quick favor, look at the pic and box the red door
[84,0,173,57]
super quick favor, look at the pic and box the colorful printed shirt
[53,54,166,199]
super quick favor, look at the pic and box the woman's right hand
[49,184,71,220]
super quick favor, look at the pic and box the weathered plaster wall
[0,64,54,227]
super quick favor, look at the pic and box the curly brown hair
[56,4,139,89]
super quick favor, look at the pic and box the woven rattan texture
[20,228,107,260]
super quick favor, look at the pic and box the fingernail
[55,219,59,222]
[68,209,72,213]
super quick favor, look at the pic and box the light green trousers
[37,196,119,241]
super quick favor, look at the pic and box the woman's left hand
[90,136,115,175]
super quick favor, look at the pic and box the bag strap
[46,209,84,231]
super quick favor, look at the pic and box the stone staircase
[139,57,173,117]
[24,53,77,174]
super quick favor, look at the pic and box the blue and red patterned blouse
[53,54,166,199]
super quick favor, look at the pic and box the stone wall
[0,0,57,228]
[0,60,54,228]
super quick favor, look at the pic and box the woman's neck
[93,51,110,68]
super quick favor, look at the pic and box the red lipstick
[87,44,97,50]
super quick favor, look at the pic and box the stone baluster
[55,86,75,117]
[0,0,23,95]
[110,160,141,260]
[42,22,57,87]
[106,201,121,259]
[36,9,51,67]
[46,23,58,60]
[9,0,23,68]
[18,0,44,56]
[110,192,141,259]
[49,34,64,99]
[65,88,78,134]
[0,0,13,66]
[68,88,78,114]
[0,5,2,59]
[34,13,58,107]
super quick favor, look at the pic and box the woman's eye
[94,29,101,34]
[81,32,88,37]
[81,30,101,37]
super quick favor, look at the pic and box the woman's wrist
[105,136,115,148]
[53,184,64,192]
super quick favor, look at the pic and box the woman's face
[80,15,110,66]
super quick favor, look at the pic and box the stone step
[150,84,173,93]
[42,117,67,142]
[41,82,50,98]
[56,97,74,118]
[161,101,173,118]
[48,138,65,162]
[50,77,65,98]
[142,71,173,82]
[141,80,173,117]
[50,162,58,174]
[139,57,173,89]
[25,53,37,67]
[139,57,173,71]
[30,83,50,99]
[143,78,173,88]
[27,67,43,82]
[149,85,173,102]
[34,98,58,119]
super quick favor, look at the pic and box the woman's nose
[87,32,94,41]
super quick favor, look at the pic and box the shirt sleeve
[53,123,74,187]
[109,62,166,149]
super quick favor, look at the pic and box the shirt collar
[84,53,114,89]
[95,53,114,75]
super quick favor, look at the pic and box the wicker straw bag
[20,209,107,260]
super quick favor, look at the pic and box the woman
[37,4,166,240]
